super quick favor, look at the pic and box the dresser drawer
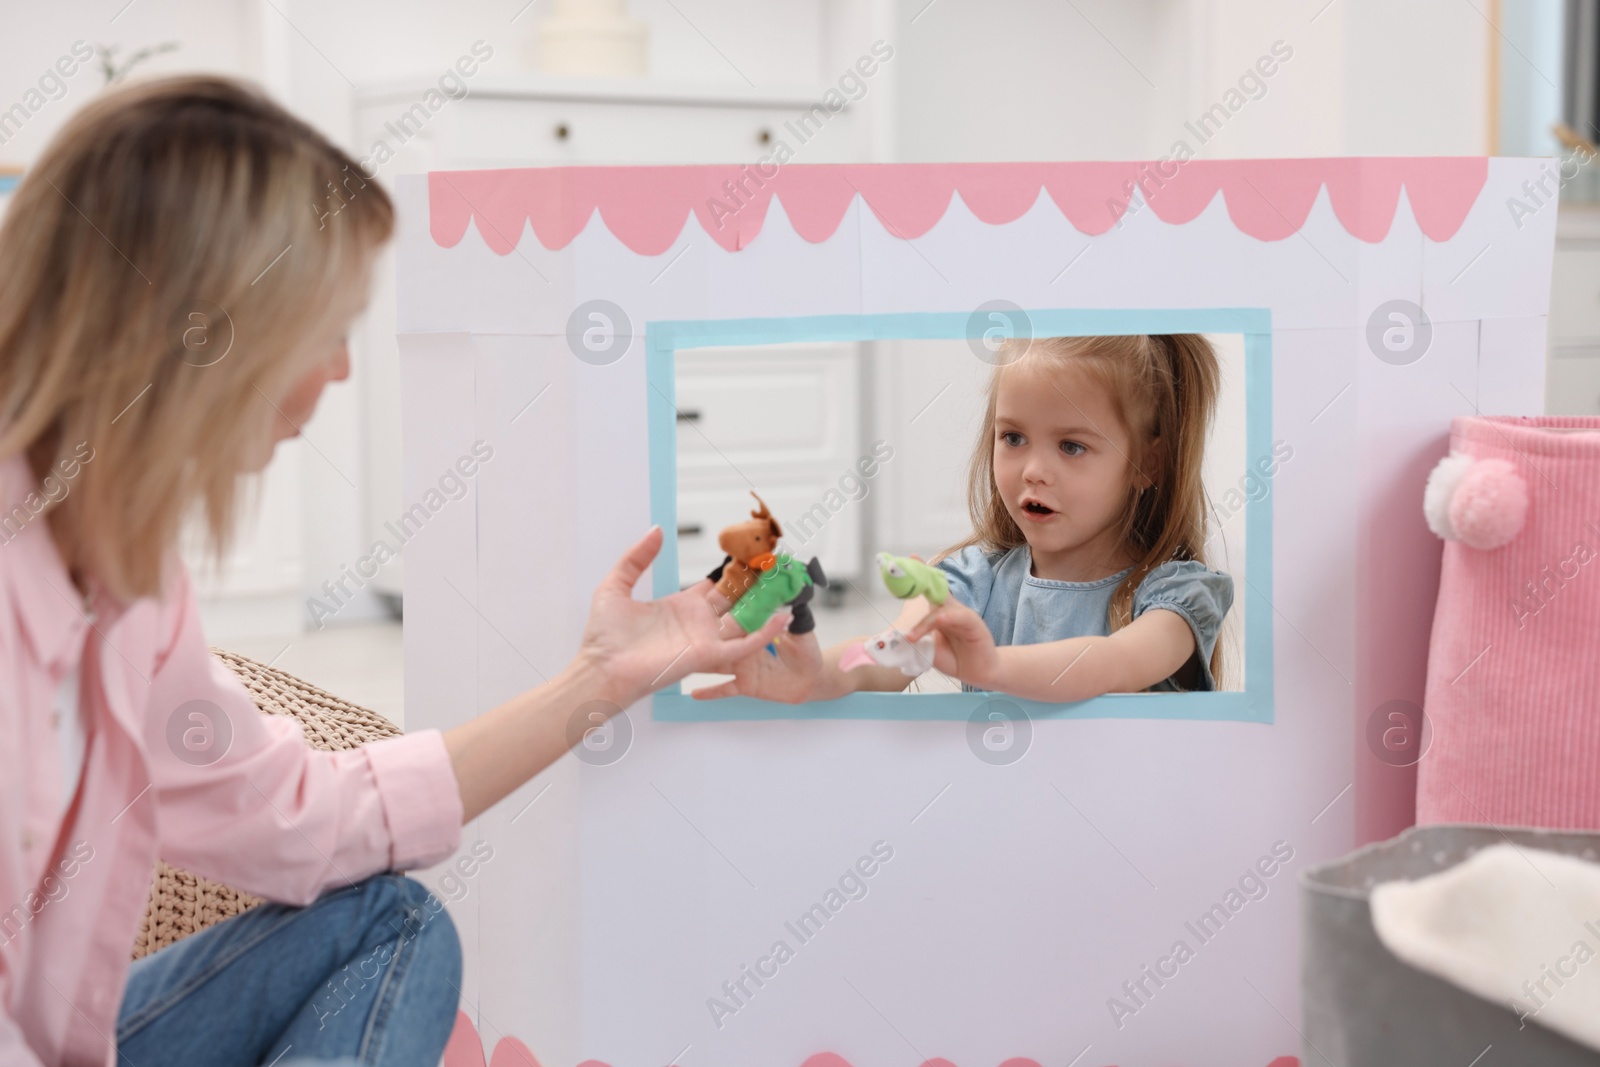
[440,96,858,165]
[674,344,859,477]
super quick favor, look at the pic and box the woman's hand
[904,598,1001,690]
[704,586,733,614]
[687,628,831,704]
[575,526,792,708]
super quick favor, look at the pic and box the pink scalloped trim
[428,159,1488,257]
[442,1010,1300,1067]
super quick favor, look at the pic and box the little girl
[696,333,1234,704]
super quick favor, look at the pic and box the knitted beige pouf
[130,649,402,960]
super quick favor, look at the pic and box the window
[647,309,1274,724]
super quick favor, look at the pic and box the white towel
[1370,843,1600,1050]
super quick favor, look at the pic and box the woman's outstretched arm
[442,526,792,823]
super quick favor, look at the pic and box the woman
[0,76,791,1066]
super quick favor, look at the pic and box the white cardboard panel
[395,160,1558,1066]
[396,178,576,337]
[703,198,866,321]
[463,334,591,1062]
[573,221,713,335]
[1269,326,1361,706]
[472,333,582,702]
[1419,159,1559,326]
[398,330,481,733]
[394,329,482,1016]
[1355,189,1427,328]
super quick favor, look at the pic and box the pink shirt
[0,456,464,1066]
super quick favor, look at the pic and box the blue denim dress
[935,544,1234,692]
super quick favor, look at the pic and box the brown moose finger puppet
[705,491,826,635]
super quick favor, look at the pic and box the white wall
[890,0,1179,161]
[1497,0,1565,156]
[891,0,1491,163]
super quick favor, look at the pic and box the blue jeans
[116,873,461,1066]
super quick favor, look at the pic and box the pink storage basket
[1418,415,1600,830]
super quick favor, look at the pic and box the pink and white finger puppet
[1423,452,1529,550]
[839,627,936,678]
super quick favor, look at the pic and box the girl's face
[991,357,1149,571]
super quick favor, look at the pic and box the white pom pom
[1423,451,1474,540]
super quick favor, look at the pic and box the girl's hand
[904,598,1001,690]
[575,526,791,707]
[689,626,830,703]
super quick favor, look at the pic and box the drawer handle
[677,524,703,537]
[757,127,773,145]
[676,409,701,423]
[554,122,570,141]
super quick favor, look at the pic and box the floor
[219,583,959,732]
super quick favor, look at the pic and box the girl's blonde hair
[0,75,392,601]
[940,334,1227,688]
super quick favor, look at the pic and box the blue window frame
[646,308,1273,724]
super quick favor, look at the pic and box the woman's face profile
[254,272,373,470]
[278,334,350,437]
[249,324,353,472]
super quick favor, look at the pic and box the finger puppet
[707,492,781,602]
[706,492,827,636]
[876,551,949,606]
[1423,452,1528,550]
[839,627,936,678]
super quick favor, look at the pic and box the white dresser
[674,342,862,587]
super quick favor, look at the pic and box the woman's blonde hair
[940,334,1227,688]
[0,75,392,600]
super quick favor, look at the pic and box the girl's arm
[906,601,1198,703]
